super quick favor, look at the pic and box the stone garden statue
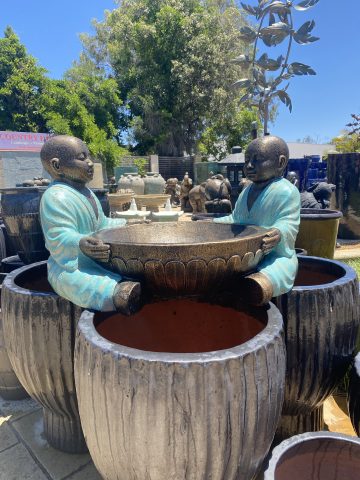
[215,135,301,306]
[39,135,141,314]
[164,177,181,206]
[180,172,193,212]
[204,173,232,214]
[301,181,336,209]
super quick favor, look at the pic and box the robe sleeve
[270,187,300,257]
[92,193,127,230]
[213,188,249,224]
[40,189,87,272]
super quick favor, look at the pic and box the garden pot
[294,248,307,256]
[264,431,360,480]
[0,187,48,264]
[348,352,360,436]
[90,188,110,217]
[295,209,342,259]
[1,255,25,273]
[75,296,286,480]
[118,172,145,195]
[327,152,360,240]
[273,256,359,442]
[0,272,28,400]
[143,172,166,194]
[2,261,86,453]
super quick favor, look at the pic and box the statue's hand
[262,228,281,255]
[79,236,110,262]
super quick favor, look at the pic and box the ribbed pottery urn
[264,431,360,480]
[348,352,360,436]
[75,296,286,480]
[2,261,87,453]
[273,256,359,441]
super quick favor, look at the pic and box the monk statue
[214,135,300,305]
[39,135,141,314]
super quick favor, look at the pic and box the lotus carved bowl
[94,222,272,296]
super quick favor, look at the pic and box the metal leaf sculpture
[233,0,320,134]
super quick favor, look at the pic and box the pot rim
[300,208,343,220]
[77,301,283,364]
[293,255,357,291]
[3,260,57,298]
[264,431,360,479]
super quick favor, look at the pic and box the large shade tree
[80,0,250,156]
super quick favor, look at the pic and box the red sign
[0,131,51,152]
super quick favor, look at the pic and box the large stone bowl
[94,222,272,296]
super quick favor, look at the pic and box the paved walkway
[0,391,356,480]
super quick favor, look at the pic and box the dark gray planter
[273,256,359,441]
[2,262,86,453]
[75,298,286,480]
[348,352,360,436]
[264,431,360,480]
[327,152,360,240]
[0,273,28,400]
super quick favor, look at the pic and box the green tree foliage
[331,114,360,153]
[81,0,250,156]
[198,107,261,160]
[0,26,48,132]
[0,28,128,173]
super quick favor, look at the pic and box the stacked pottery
[273,256,359,442]
[2,262,87,453]
[348,352,360,436]
[74,223,287,480]
[118,172,145,195]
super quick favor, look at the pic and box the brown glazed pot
[75,297,286,480]
[2,262,87,453]
[0,273,28,400]
[273,256,359,442]
[94,222,272,296]
[264,431,360,480]
[348,352,360,436]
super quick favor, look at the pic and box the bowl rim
[94,222,272,248]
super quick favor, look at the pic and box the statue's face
[54,138,94,184]
[244,140,285,183]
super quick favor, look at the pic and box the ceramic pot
[0,187,48,264]
[118,173,145,195]
[1,255,25,273]
[2,262,86,453]
[90,188,110,217]
[348,352,360,436]
[273,256,359,441]
[143,172,166,194]
[0,273,28,400]
[264,431,360,480]
[295,209,342,259]
[75,297,286,480]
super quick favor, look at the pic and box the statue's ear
[278,154,287,172]
[50,158,60,173]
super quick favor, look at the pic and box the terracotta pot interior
[294,258,345,287]
[95,298,267,353]
[274,437,360,480]
[14,264,54,293]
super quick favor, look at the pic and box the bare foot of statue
[239,272,273,306]
[113,281,142,316]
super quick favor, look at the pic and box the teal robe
[40,181,126,311]
[214,177,300,297]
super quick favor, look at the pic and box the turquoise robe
[40,181,126,311]
[214,178,300,297]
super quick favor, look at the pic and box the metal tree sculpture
[233,0,320,135]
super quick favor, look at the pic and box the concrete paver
[0,443,49,480]
[0,416,18,452]
[64,462,102,480]
[11,409,92,480]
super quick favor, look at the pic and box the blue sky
[1,0,359,144]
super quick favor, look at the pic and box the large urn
[273,256,359,441]
[75,297,286,480]
[264,431,360,480]
[2,262,87,453]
